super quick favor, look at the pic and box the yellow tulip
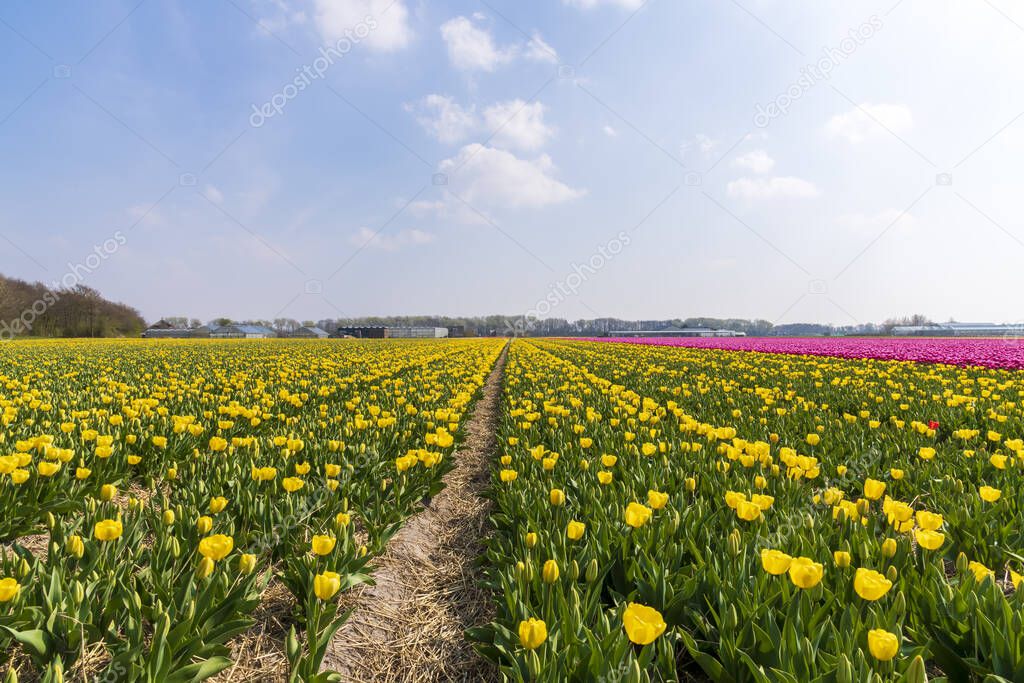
[196,516,213,534]
[735,501,762,522]
[622,602,666,645]
[67,535,84,559]
[833,550,851,568]
[0,577,20,602]
[542,559,559,584]
[867,629,899,661]
[93,519,123,542]
[238,553,257,575]
[854,568,892,601]
[314,571,342,600]
[979,485,1001,502]
[863,478,886,500]
[209,497,228,514]
[525,532,538,548]
[624,502,652,528]
[914,528,945,551]
[788,557,823,589]
[724,491,746,509]
[881,538,897,558]
[760,549,792,575]
[915,510,942,531]
[196,533,232,561]
[162,509,176,526]
[597,470,613,485]
[336,512,351,527]
[311,535,336,556]
[549,488,565,506]
[499,469,518,482]
[196,556,215,579]
[100,484,116,501]
[518,618,548,650]
[647,490,668,510]
[806,433,820,446]
[282,477,304,493]
[968,561,993,583]
[566,521,585,541]
[37,461,60,477]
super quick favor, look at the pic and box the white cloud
[602,125,617,137]
[314,0,412,52]
[127,203,166,229]
[483,100,554,151]
[733,149,775,174]
[440,16,517,71]
[681,133,717,158]
[407,95,477,144]
[439,144,584,210]
[525,32,559,63]
[349,227,436,250]
[204,185,224,204]
[726,176,819,200]
[838,208,917,233]
[826,103,913,144]
[407,96,555,151]
[253,0,306,32]
[563,0,645,9]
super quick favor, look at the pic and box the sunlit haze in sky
[2,0,1023,325]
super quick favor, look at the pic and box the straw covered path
[319,341,508,682]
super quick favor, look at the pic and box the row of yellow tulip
[473,339,1023,682]
[0,338,503,681]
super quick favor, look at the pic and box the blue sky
[2,0,1023,326]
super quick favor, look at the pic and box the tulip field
[0,338,503,682]
[473,339,1023,682]
[1,336,1023,682]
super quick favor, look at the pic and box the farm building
[334,325,449,339]
[289,326,330,338]
[608,327,746,338]
[892,322,1023,337]
[387,327,449,339]
[210,324,276,339]
[336,326,387,339]
[142,321,212,338]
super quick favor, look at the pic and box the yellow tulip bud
[549,488,565,506]
[162,509,176,526]
[196,516,213,534]
[238,553,257,575]
[66,535,84,559]
[542,559,559,584]
[99,484,116,501]
[525,532,538,548]
[196,557,215,580]
[881,538,897,558]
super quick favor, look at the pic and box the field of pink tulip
[587,336,1024,370]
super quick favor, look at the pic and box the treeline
[309,316,897,337]
[0,274,146,340]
